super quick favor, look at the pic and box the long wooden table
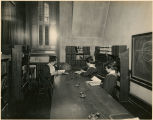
[50,72,133,119]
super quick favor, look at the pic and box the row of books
[66,46,90,55]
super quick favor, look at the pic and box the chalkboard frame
[131,32,152,88]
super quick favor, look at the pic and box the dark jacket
[40,64,54,88]
[80,67,97,78]
[102,74,117,97]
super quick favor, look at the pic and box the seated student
[80,56,97,78]
[48,56,59,76]
[101,62,118,97]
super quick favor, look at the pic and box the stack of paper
[86,76,101,86]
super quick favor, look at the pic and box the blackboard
[132,32,152,84]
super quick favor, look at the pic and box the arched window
[38,2,49,46]
[38,2,59,49]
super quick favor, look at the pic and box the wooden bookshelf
[1,55,11,118]
[65,46,90,68]
[8,45,31,116]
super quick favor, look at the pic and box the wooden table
[50,72,133,119]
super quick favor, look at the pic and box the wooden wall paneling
[1,1,16,54]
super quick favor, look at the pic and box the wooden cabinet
[11,45,30,101]
[9,45,31,116]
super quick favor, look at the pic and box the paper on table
[86,81,101,86]
[91,76,101,82]
[86,76,101,86]
[74,71,82,74]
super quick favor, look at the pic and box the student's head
[85,56,94,67]
[105,61,118,73]
[49,56,57,65]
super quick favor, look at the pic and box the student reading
[101,61,118,97]
[40,56,57,89]
[80,56,97,78]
